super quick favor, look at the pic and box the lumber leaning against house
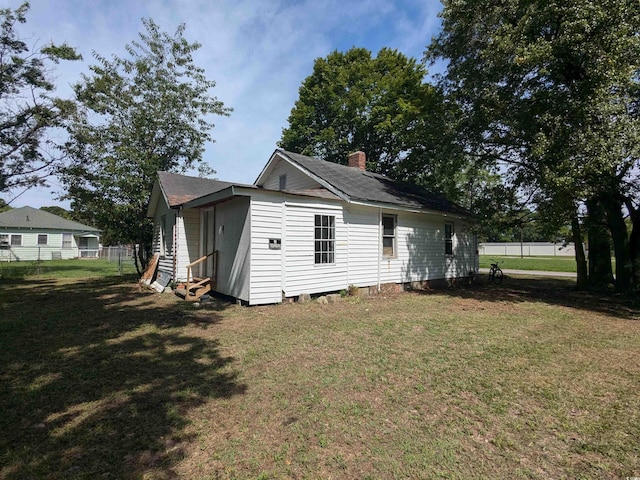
[147,149,478,305]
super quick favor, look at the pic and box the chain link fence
[100,245,136,274]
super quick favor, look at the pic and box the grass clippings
[0,275,638,479]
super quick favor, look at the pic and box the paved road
[479,268,576,278]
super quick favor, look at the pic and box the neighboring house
[0,206,100,261]
[147,149,478,305]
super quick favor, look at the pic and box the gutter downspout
[174,207,180,281]
[377,207,382,293]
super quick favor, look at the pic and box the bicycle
[488,260,504,284]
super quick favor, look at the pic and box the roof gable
[0,206,100,232]
[152,172,257,212]
[275,150,470,216]
[157,171,235,207]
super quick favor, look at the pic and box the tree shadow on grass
[0,277,246,479]
[418,274,640,321]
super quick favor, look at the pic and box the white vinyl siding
[151,201,177,276]
[283,200,347,297]
[260,159,322,191]
[344,205,379,287]
[214,197,251,301]
[249,192,284,305]
[344,207,476,287]
[174,209,200,282]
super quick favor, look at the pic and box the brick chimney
[348,151,366,171]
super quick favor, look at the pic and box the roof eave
[183,186,239,209]
[349,199,472,219]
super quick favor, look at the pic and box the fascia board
[254,150,280,186]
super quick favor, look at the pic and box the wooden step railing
[179,251,217,301]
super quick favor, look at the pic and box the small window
[445,223,454,255]
[10,234,22,246]
[62,233,73,249]
[38,234,48,245]
[314,215,335,264]
[279,174,287,190]
[382,214,396,257]
[160,214,167,255]
[0,234,8,244]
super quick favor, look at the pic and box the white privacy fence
[479,242,579,257]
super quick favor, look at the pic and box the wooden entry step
[175,277,212,301]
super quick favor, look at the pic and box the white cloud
[3,0,444,207]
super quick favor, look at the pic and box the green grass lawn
[0,258,137,280]
[480,255,581,272]
[1,276,638,479]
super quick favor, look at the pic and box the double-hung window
[314,215,335,264]
[62,233,73,249]
[382,214,396,257]
[10,234,22,246]
[445,223,454,255]
[38,234,48,245]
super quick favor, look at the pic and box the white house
[146,150,478,305]
[0,206,100,261]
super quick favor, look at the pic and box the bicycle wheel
[492,268,503,284]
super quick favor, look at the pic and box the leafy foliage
[279,47,470,203]
[0,2,80,198]
[61,18,231,272]
[39,205,71,219]
[428,0,640,289]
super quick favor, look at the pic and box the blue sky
[4,0,444,208]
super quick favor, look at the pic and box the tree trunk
[585,197,614,290]
[133,244,143,277]
[571,214,588,290]
[602,195,631,291]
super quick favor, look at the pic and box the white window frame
[38,234,48,245]
[62,233,73,249]
[445,223,454,255]
[382,214,397,258]
[314,214,335,265]
[10,234,22,246]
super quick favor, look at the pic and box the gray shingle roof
[157,171,255,206]
[0,206,100,232]
[277,150,470,216]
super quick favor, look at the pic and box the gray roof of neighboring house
[277,150,470,215]
[0,206,100,232]
[157,171,256,207]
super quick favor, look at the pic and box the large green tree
[62,18,231,273]
[0,2,80,197]
[279,47,470,203]
[427,0,640,290]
